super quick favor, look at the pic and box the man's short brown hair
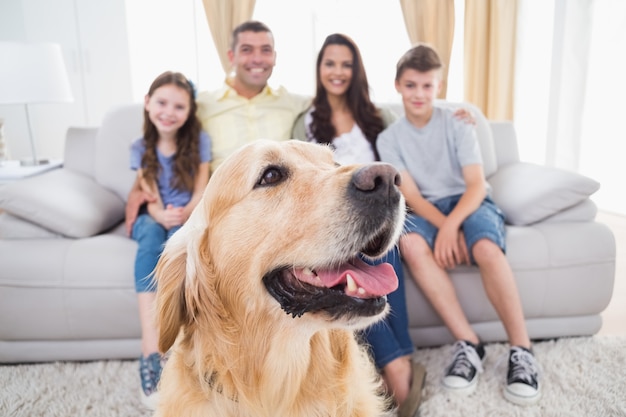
[230,20,273,51]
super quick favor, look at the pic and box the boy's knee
[471,238,503,263]
[400,233,431,259]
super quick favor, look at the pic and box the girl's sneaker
[139,352,163,409]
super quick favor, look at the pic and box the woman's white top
[304,109,376,165]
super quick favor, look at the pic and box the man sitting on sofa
[125,20,310,233]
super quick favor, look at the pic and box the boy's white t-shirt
[377,106,486,202]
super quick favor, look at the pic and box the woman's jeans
[132,213,180,293]
[361,246,415,369]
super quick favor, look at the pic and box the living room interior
[1,1,625,416]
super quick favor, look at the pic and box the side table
[0,159,63,184]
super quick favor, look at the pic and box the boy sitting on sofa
[376,43,541,406]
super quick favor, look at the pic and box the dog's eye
[257,166,286,187]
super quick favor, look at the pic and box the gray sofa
[0,102,616,363]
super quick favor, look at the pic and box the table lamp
[0,42,74,165]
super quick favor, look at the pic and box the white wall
[0,1,30,161]
[0,0,133,162]
[124,0,222,101]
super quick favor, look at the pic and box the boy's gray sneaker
[442,340,485,395]
[504,346,541,405]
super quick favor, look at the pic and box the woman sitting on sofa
[292,33,424,417]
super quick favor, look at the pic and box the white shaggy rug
[1,336,625,417]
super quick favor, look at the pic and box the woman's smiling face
[319,44,354,99]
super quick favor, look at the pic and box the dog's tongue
[296,258,398,298]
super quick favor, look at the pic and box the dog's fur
[154,140,405,417]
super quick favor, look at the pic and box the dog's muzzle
[263,162,405,322]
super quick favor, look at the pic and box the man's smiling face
[229,30,277,98]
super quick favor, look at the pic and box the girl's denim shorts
[403,194,506,262]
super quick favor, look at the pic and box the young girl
[130,71,211,409]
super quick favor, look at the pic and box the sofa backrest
[64,127,98,177]
[384,100,498,177]
[94,103,143,202]
[92,100,499,202]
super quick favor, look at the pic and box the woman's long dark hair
[141,71,201,192]
[310,33,384,160]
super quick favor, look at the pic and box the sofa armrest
[64,127,99,178]
[540,198,598,223]
[0,212,62,239]
[490,121,520,168]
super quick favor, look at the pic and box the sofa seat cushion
[488,162,600,225]
[404,221,615,328]
[0,169,125,238]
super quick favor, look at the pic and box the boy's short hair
[395,43,443,80]
[231,20,273,51]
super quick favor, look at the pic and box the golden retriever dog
[154,139,405,417]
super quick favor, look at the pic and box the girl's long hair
[309,33,384,160]
[141,71,201,192]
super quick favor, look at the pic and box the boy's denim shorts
[404,194,506,262]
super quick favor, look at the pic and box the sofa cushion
[64,126,98,177]
[488,162,600,225]
[0,169,125,238]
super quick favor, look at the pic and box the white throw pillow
[0,169,125,238]
[488,162,600,226]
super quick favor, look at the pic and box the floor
[596,211,626,336]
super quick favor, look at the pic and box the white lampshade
[0,42,74,104]
[0,42,74,165]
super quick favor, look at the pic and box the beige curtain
[201,0,256,75]
[399,0,455,98]
[464,0,518,120]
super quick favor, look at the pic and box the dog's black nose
[351,163,401,194]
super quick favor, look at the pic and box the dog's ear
[155,213,217,353]
[155,238,189,353]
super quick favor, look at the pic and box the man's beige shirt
[196,81,310,173]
